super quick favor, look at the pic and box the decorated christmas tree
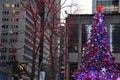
[75,5,120,80]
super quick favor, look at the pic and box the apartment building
[0,0,61,80]
[0,0,41,79]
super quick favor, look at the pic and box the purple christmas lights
[75,5,120,80]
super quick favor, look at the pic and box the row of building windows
[0,55,13,61]
[1,33,8,36]
[2,25,8,29]
[26,18,34,27]
[1,39,18,43]
[1,32,18,36]
[2,10,19,15]
[0,48,17,53]
[0,55,6,60]
[3,3,19,8]
[2,25,19,29]
[24,45,33,57]
[2,17,19,22]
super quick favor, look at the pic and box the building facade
[0,0,41,79]
[66,13,120,80]
[0,0,61,80]
[92,0,120,14]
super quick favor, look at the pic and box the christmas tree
[75,5,120,80]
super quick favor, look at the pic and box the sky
[61,0,92,19]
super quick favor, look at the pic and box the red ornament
[85,70,89,74]
[91,29,95,32]
[108,62,112,66]
[87,76,91,80]
[78,68,82,71]
[104,59,108,62]
[80,64,82,67]
[101,33,104,36]
[96,78,100,80]
[93,49,97,55]
[105,53,109,57]
[86,52,90,56]
[111,75,115,78]
[114,70,118,73]
[97,4,103,12]
[82,55,84,59]
[96,66,100,71]
[111,56,116,60]
[88,61,92,65]
[116,64,119,68]
[96,74,99,77]
[104,78,108,80]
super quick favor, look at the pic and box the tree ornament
[86,52,90,56]
[104,78,108,80]
[96,66,100,70]
[85,70,89,74]
[87,76,91,80]
[112,56,116,60]
[105,53,109,57]
[88,60,92,65]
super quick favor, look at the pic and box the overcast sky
[61,0,92,19]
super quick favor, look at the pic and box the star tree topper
[97,4,103,12]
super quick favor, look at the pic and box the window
[2,18,9,22]
[11,17,19,22]
[3,3,10,8]
[11,3,19,8]
[0,55,6,60]
[2,25,9,29]
[26,18,34,27]
[1,39,8,43]
[10,39,17,43]
[8,55,13,60]
[11,25,19,28]
[10,32,18,36]
[11,4,15,8]
[26,11,33,21]
[111,24,120,53]
[9,48,17,53]
[2,10,9,15]
[12,10,19,15]
[16,4,19,7]
[114,6,119,11]
[0,48,7,53]
[2,32,8,36]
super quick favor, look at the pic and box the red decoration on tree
[87,76,92,80]
[104,78,108,80]
[97,4,103,12]
[86,52,90,56]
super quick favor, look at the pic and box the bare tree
[0,0,82,80]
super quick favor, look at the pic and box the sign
[39,71,45,80]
